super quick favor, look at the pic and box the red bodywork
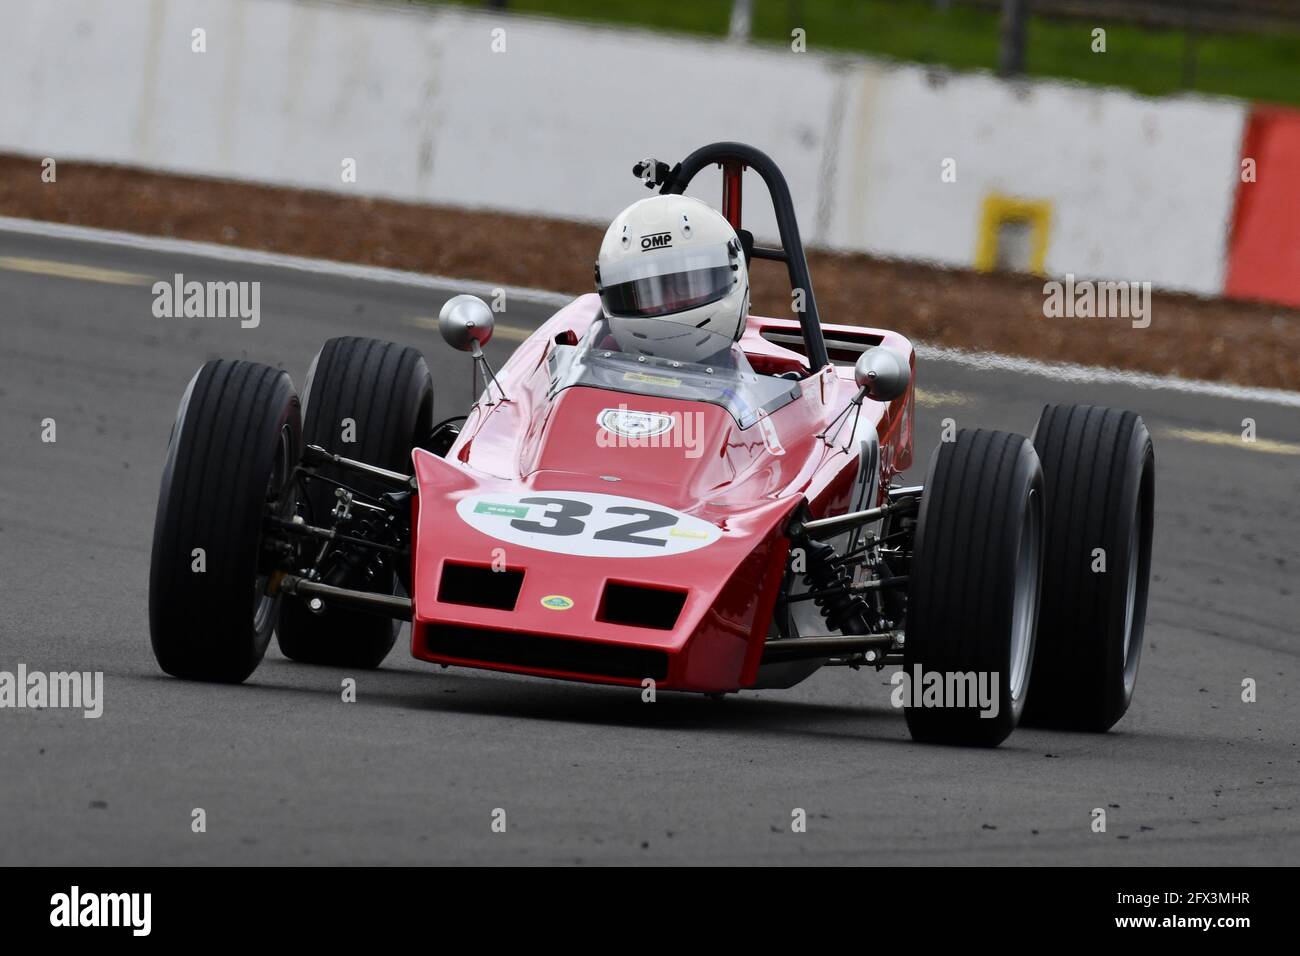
[409,294,914,693]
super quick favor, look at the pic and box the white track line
[913,344,1300,408]
[4,215,1298,408]
[0,216,573,308]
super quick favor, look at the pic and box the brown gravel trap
[2,153,1296,390]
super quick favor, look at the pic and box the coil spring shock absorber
[347,511,397,585]
[324,489,391,586]
[802,539,877,634]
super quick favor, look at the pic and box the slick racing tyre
[904,430,1045,747]
[1023,404,1155,732]
[276,337,432,669]
[149,360,302,683]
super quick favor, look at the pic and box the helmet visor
[598,246,736,319]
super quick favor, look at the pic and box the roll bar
[636,142,830,372]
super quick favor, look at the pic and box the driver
[594,194,750,367]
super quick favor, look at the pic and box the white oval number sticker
[456,491,721,558]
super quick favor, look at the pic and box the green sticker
[474,502,530,518]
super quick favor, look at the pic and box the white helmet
[595,194,750,365]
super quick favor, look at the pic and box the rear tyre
[1023,404,1154,731]
[904,430,1044,747]
[149,360,302,683]
[276,337,432,669]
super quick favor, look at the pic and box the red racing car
[149,143,1154,746]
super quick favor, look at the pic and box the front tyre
[149,360,302,683]
[904,430,1044,747]
[1023,404,1155,731]
[275,337,432,669]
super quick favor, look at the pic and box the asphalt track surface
[1,225,1296,866]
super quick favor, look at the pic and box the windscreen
[548,316,799,429]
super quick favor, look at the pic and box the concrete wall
[0,0,1251,296]
[828,63,1246,293]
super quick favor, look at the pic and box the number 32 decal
[456,491,722,558]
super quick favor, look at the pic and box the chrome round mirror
[438,294,495,352]
[854,347,910,402]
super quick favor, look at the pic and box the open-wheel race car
[149,142,1155,746]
